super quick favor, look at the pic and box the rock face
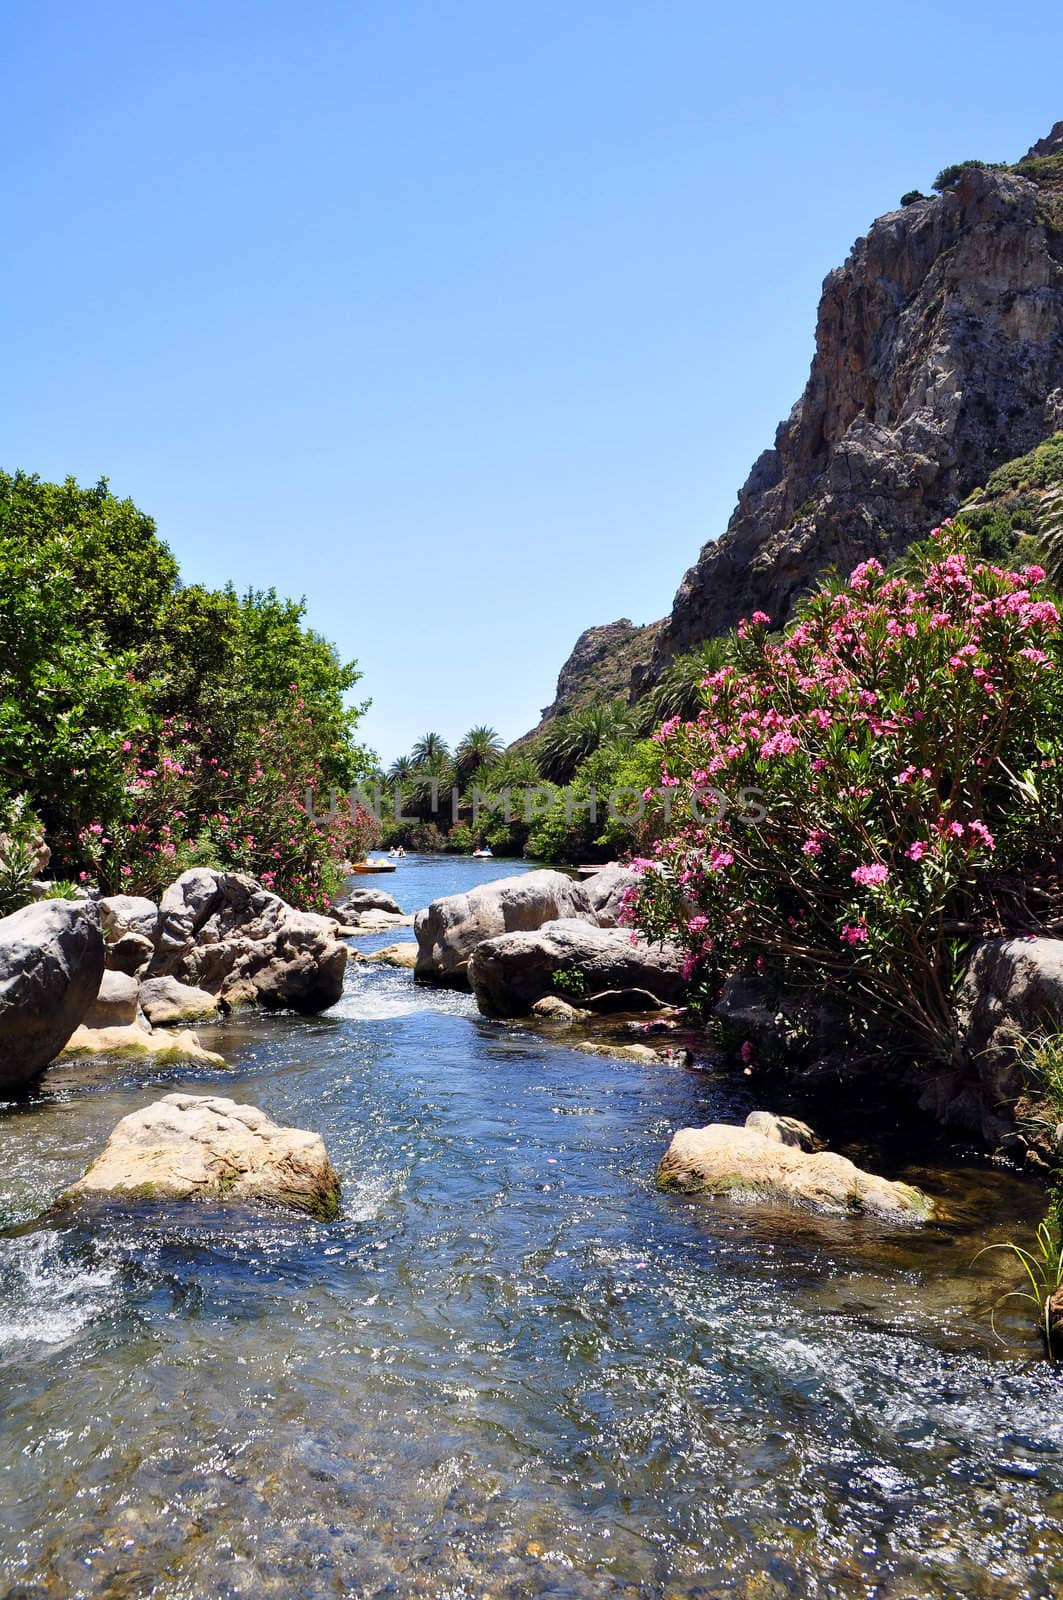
[150,870,347,1013]
[649,151,1063,672]
[657,1117,933,1220]
[63,1093,340,1218]
[414,870,597,987]
[139,976,221,1027]
[518,619,662,741]
[532,129,1063,714]
[582,864,640,928]
[468,916,687,1017]
[0,900,105,1092]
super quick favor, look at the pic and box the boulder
[657,1123,933,1220]
[345,909,414,931]
[84,969,140,1030]
[468,917,687,1018]
[0,900,105,1092]
[921,937,1063,1146]
[99,894,161,946]
[106,931,156,977]
[744,1110,819,1152]
[139,976,221,1027]
[531,995,588,1023]
[574,1040,688,1065]
[62,1093,340,1219]
[581,864,641,928]
[335,886,403,917]
[360,942,418,969]
[414,870,597,987]
[59,1023,225,1068]
[149,869,348,1013]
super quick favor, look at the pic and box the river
[1,855,1061,1598]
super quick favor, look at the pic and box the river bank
[1,854,1062,1598]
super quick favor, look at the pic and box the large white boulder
[414,870,597,987]
[62,1093,340,1218]
[657,1116,933,1220]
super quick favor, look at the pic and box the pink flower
[708,848,734,872]
[840,923,868,945]
[851,863,889,887]
[740,1040,754,1064]
[751,611,771,626]
[905,840,927,861]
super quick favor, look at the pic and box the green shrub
[900,190,927,206]
[932,159,995,192]
[984,434,1063,496]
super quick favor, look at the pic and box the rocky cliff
[529,122,1063,726]
[518,617,661,743]
[650,125,1063,672]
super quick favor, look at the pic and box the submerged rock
[0,900,105,1092]
[150,869,347,1013]
[531,995,589,1023]
[60,1023,225,1068]
[468,917,686,1018]
[657,1120,933,1220]
[139,976,221,1027]
[414,870,596,987]
[62,1093,340,1218]
[574,1040,690,1065]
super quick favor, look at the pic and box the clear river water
[1,855,1061,1599]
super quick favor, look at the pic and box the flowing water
[1,856,1061,1599]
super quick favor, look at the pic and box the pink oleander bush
[75,694,378,913]
[630,524,1063,1063]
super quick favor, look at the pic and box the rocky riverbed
[1,854,1062,1598]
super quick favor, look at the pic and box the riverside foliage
[630,524,1063,1063]
[0,471,375,911]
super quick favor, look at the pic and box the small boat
[352,859,398,874]
[472,848,493,859]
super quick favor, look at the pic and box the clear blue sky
[3,2,1061,763]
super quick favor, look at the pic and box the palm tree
[634,636,734,732]
[536,701,632,783]
[387,754,414,785]
[455,725,504,786]
[411,731,450,767]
